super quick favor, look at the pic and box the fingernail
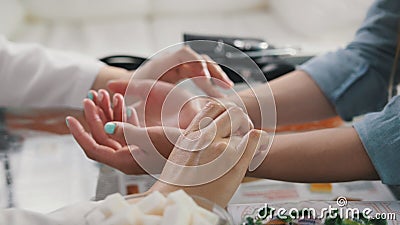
[104,122,116,134]
[113,95,119,107]
[65,117,70,127]
[87,92,94,100]
[126,108,132,118]
[98,92,103,101]
[205,101,213,108]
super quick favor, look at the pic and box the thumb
[107,79,129,94]
[237,129,270,172]
[103,121,182,157]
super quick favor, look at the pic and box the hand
[107,46,233,98]
[67,114,181,174]
[149,102,270,207]
[66,89,183,174]
[91,66,131,91]
[122,79,206,128]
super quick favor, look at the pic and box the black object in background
[100,55,146,71]
[0,115,23,208]
[99,34,301,83]
[184,33,296,82]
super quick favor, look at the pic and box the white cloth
[0,36,104,108]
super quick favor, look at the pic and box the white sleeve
[0,36,105,108]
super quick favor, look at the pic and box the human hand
[122,79,208,128]
[107,46,233,98]
[66,88,184,174]
[149,102,270,207]
[91,66,131,91]
[91,79,202,129]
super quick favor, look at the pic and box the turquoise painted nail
[65,118,69,127]
[126,108,132,118]
[87,92,94,100]
[104,122,116,134]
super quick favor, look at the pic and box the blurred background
[4,0,396,215]
[2,0,372,58]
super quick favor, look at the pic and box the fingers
[184,102,225,134]
[212,106,254,138]
[112,93,125,122]
[83,99,122,149]
[97,89,113,121]
[87,90,98,102]
[103,122,181,155]
[126,106,140,126]
[201,54,233,89]
[68,116,140,174]
[67,116,117,164]
[248,130,270,172]
[185,103,253,138]
[173,47,231,97]
[103,121,128,145]
[191,76,225,98]
[124,80,172,102]
[88,89,131,124]
[237,129,270,172]
[107,79,129,95]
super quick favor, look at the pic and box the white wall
[1,0,373,57]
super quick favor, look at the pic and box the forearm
[4,108,86,134]
[0,37,106,108]
[226,70,337,128]
[91,66,131,91]
[247,127,379,183]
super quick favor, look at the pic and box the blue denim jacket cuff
[353,95,400,185]
[299,49,388,121]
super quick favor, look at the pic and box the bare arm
[91,66,131,90]
[228,71,379,182]
[228,70,337,128]
[247,127,379,183]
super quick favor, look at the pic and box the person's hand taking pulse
[68,101,269,207]
[66,87,180,174]
[2,42,233,134]
[149,102,269,207]
[67,77,204,173]
[3,102,268,224]
[104,46,233,98]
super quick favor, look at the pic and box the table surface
[0,130,397,215]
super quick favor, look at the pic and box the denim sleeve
[353,95,400,185]
[299,0,400,121]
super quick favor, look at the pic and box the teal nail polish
[87,92,94,100]
[126,108,132,118]
[104,122,116,134]
[65,118,70,127]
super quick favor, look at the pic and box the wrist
[91,66,132,90]
[148,181,180,195]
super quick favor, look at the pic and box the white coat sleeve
[0,36,105,108]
